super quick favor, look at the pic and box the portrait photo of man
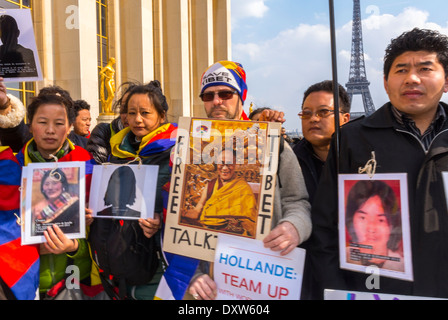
[181,148,259,238]
[0,12,38,79]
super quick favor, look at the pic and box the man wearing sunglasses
[186,60,312,300]
[199,61,285,122]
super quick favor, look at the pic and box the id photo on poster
[21,162,86,245]
[338,173,413,281]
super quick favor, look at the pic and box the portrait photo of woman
[31,167,80,236]
[338,173,414,281]
[343,179,405,273]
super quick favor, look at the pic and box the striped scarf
[27,140,71,163]
[39,192,73,221]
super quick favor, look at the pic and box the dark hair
[113,81,138,114]
[38,85,73,104]
[248,107,272,120]
[40,169,69,200]
[73,99,90,117]
[384,28,448,80]
[345,180,402,251]
[301,80,351,114]
[122,80,169,122]
[27,93,76,125]
[103,166,137,207]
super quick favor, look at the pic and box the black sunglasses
[200,90,237,102]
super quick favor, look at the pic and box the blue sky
[231,0,448,131]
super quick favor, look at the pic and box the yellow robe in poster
[200,178,257,236]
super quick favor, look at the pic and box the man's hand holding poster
[163,117,281,262]
[338,173,413,281]
[214,234,305,300]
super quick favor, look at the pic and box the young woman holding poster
[88,81,178,300]
[15,89,96,300]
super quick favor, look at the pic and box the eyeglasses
[200,90,237,102]
[298,108,337,120]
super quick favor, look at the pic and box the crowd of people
[0,27,448,301]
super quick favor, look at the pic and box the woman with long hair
[89,80,178,300]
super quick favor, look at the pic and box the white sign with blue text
[214,234,305,300]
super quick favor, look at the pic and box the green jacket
[39,239,92,293]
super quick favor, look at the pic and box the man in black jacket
[293,80,351,204]
[310,28,448,299]
[292,80,351,300]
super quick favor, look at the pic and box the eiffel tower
[346,0,376,118]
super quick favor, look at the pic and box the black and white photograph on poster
[21,162,86,245]
[0,8,42,82]
[89,164,159,220]
[338,173,413,282]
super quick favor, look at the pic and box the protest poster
[441,172,448,211]
[324,289,447,300]
[89,164,159,220]
[21,162,85,245]
[163,117,281,262]
[338,173,413,281]
[214,234,305,300]
[0,9,42,82]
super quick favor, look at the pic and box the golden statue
[100,57,116,114]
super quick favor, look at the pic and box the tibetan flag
[0,147,39,300]
[156,206,199,300]
[110,123,178,160]
[154,251,199,300]
[139,123,178,157]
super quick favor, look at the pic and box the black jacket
[68,131,88,149]
[310,102,448,299]
[293,138,325,204]
[86,116,123,164]
[0,120,31,153]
